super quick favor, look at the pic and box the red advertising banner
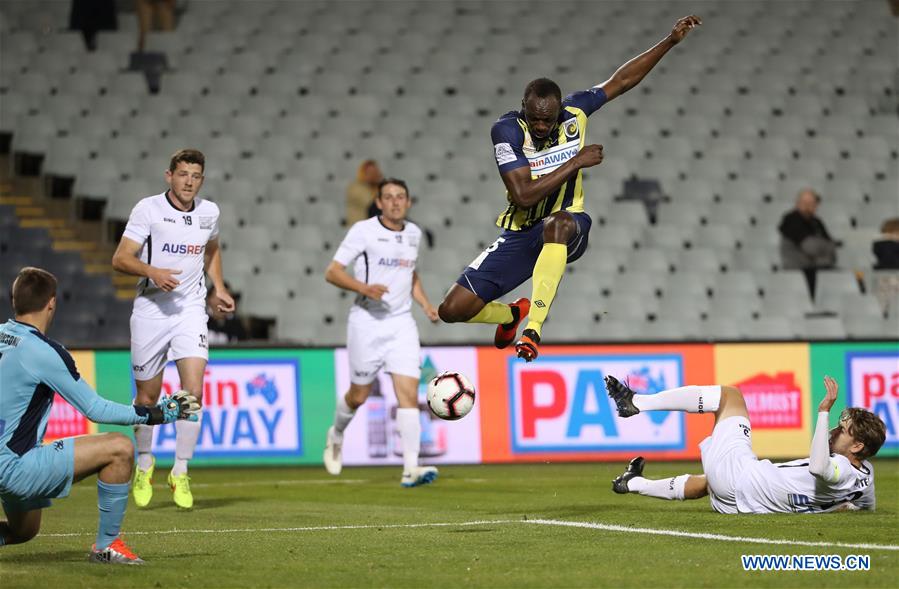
[45,351,96,442]
[735,372,803,429]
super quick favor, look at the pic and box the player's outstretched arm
[204,238,235,313]
[597,15,701,102]
[37,343,199,426]
[112,235,182,292]
[808,376,841,481]
[324,260,389,301]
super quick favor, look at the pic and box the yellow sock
[525,243,567,337]
[466,301,514,325]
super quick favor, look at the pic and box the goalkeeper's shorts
[0,437,75,513]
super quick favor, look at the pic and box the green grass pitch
[1,461,896,588]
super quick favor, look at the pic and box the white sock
[171,412,202,477]
[627,474,690,500]
[332,394,356,438]
[396,408,421,474]
[134,424,154,471]
[632,385,721,414]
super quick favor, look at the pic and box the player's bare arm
[411,271,439,322]
[597,15,701,101]
[500,145,604,209]
[111,236,182,292]
[204,238,235,313]
[324,260,388,301]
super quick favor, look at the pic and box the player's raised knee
[438,299,469,323]
[543,212,576,242]
[721,385,744,404]
[715,385,749,420]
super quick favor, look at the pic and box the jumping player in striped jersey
[438,16,702,361]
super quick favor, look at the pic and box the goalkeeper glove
[145,390,201,425]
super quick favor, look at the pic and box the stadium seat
[800,317,846,340]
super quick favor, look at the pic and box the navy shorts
[457,212,592,303]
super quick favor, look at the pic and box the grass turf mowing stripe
[526,519,899,552]
[40,518,899,551]
[40,520,518,538]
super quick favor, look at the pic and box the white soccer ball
[426,371,476,421]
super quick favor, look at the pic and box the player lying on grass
[605,375,885,514]
[0,268,200,564]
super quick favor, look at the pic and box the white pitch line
[40,518,899,551]
[526,519,899,552]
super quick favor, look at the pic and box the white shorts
[699,416,758,514]
[347,312,421,385]
[130,313,209,380]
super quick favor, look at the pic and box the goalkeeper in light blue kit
[0,267,199,564]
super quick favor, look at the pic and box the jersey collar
[165,190,196,213]
[377,216,405,232]
[11,318,39,331]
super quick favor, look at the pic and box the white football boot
[323,426,343,475]
[401,466,439,487]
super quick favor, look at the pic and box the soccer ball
[426,371,476,421]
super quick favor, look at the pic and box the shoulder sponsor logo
[0,332,21,346]
[164,217,176,224]
[200,216,215,229]
[377,238,389,242]
[495,142,518,166]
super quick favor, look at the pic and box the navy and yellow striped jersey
[491,87,607,231]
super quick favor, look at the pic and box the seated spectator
[345,160,383,226]
[207,287,247,344]
[873,217,899,269]
[778,188,838,298]
[136,0,175,52]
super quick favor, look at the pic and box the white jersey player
[322,178,440,487]
[112,149,234,510]
[605,375,885,514]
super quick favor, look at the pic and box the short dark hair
[169,148,205,173]
[523,78,562,102]
[377,178,409,198]
[841,407,887,460]
[11,267,57,315]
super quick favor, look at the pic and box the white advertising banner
[335,347,482,465]
[151,359,302,459]
[847,352,899,449]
